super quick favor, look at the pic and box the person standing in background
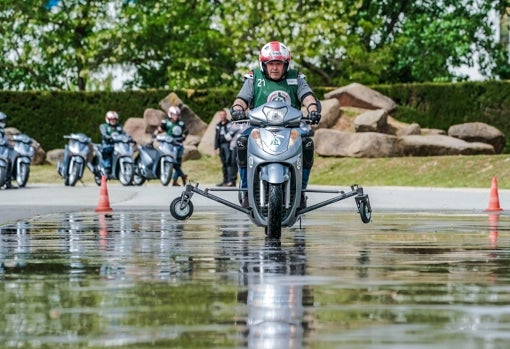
[214,110,236,187]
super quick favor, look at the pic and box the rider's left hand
[309,111,321,125]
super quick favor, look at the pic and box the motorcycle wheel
[16,162,30,188]
[266,183,283,239]
[160,162,174,186]
[66,161,81,187]
[170,197,194,220]
[119,162,134,186]
[0,165,7,187]
[132,158,146,186]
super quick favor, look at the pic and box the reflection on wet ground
[1,209,509,348]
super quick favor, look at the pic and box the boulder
[354,109,389,133]
[448,122,506,154]
[398,134,495,156]
[314,129,399,158]
[324,82,397,112]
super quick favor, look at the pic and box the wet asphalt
[1,181,508,225]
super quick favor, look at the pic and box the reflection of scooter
[170,101,371,239]
[236,237,312,349]
[11,134,35,187]
[133,134,177,186]
[90,133,135,186]
[57,133,92,186]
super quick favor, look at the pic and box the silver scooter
[170,101,371,239]
[57,133,92,186]
[133,133,177,186]
[11,133,35,187]
[90,133,136,186]
[0,136,11,187]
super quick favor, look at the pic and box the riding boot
[4,181,18,189]
[181,174,188,186]
[172,179,180,186]
[300,192,307,209]
[241,192,249,208]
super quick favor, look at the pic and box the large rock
[314,129,399,158]
[310,98,341,129]
[197,110,228,156]
[398,134,495,156]
[324,83,397,112]
[448,122,506,154]
[143,108,166,134]
[123,117,153,146]
[354,109,389,133]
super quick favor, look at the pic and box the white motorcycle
[170,101,371,239]
[11,133,35,187]
[90,133,136,186]
[133,133,177,186]
[57,133,92,186]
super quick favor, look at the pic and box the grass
[31,154,510,189]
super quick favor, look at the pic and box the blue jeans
[172,145,185,180]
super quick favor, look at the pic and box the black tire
[359,200,372,223]
[160,162,173,186]
[0,166,7,187]
[16,162,30,187]
[266,183,283,239]
[132,158,146,186]
[67,161,81,187]
[119,162,134,186]
[170,197,194,220]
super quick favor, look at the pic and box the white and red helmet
[168,105,181,118]
[105,111,119,123]
[259,41,291,77]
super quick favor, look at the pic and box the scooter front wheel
[16,162,30,187]
[170,197,194,220]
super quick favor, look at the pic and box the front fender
[119,156,134,165]
[259,163,289,184]
[17,156,31,165]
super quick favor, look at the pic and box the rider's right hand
[230,108,246,121]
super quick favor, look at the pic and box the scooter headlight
[263,105,287,124]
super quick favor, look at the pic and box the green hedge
[0,82,508,153]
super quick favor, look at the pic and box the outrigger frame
[172,182,372,223]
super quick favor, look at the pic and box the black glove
[309,111,321,125]
[230,108,246,121]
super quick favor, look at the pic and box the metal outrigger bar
[173,182,372,224]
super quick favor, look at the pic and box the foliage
[1,0,510,91]
[0,0,124,91]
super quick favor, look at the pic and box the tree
[116,0,238,90]
[1,0,509,90]
[0,0,123,91]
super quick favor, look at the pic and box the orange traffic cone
[95,175,113,212]
[485,176,503,212]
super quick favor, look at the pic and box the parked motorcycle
[90,133,135,186]
[0,136,11,187]
[170,101,372,239]
[133,133,177,186]
[11,133,35,187]
[57,133,92,186]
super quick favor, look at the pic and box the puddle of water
[0,210,509,348]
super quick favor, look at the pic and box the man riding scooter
[99,111,125,175]
[0,111,18,189]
